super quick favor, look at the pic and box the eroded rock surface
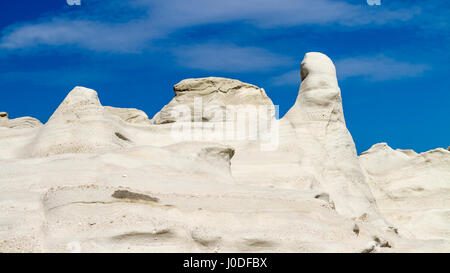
[0,53,448,253]
[360,143,450,246]
[25,87,134,157]
[151,77,274,124]
[282,52,379,220]
[0,111,42,129]
[105,106,151,125]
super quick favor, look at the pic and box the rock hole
[353,224,360,236]
[112,190,159,202]
[314,193,335,210]
[112,230,173,241]
[388,226,399,235]
[314,193,330,202]
[245,239,275,248]
[115,132,131,142]
[361,245,376,253]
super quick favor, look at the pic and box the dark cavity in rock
[112,190,159,202]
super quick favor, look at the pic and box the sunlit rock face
[0,111,42,129]
[360,143,450,243]
[283,52,380,221]
[151,77,275,124]
[0,53,448,253]
[105,106,151,125]
[24,87,135,158]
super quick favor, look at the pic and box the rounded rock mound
[0,111,42,129]
[151,77,275,124]
[26,87,133,157]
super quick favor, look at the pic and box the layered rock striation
[0,53,448,253]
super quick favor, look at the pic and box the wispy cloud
[0,19,157,53]
[173,43,292,72]
[0,0,421,53]
[270,69,300,86]
[335,56,429,81]
[133,0,416,27]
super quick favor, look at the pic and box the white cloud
[335,56,429,80]
[0,19,158,53]
[0,0,420,52]
[138,0,416,27]
[270,70,300,86]
[173,43,292,72]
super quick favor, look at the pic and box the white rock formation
[0,112,43,159]
[151,77,274,124]
[105,106,151,125]
[25,87,134,157]
[0,111,42,129]
[0,52,448,253]
[283,52,380,220]
[360,143,450,249]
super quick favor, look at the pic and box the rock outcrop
[151,77,275,124]
[105,106,151,125]
[0,111,42,129]
[26,87,134,157]
[0,52,448,253]
[283,52,379,220]
[360,143,450,244]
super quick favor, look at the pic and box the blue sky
[0,0,448,153]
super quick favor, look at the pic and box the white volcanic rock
[0,146,396,253]
[25,87,134,157]
[151,77,275,124]
[165,142,235,175]
[104,106,151,125]
[0,111,42,129]
[360,143,450,245]
[282,52,380,220]
[0,112,43,159]
[0,53,448,253]
[5,117,43,129]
